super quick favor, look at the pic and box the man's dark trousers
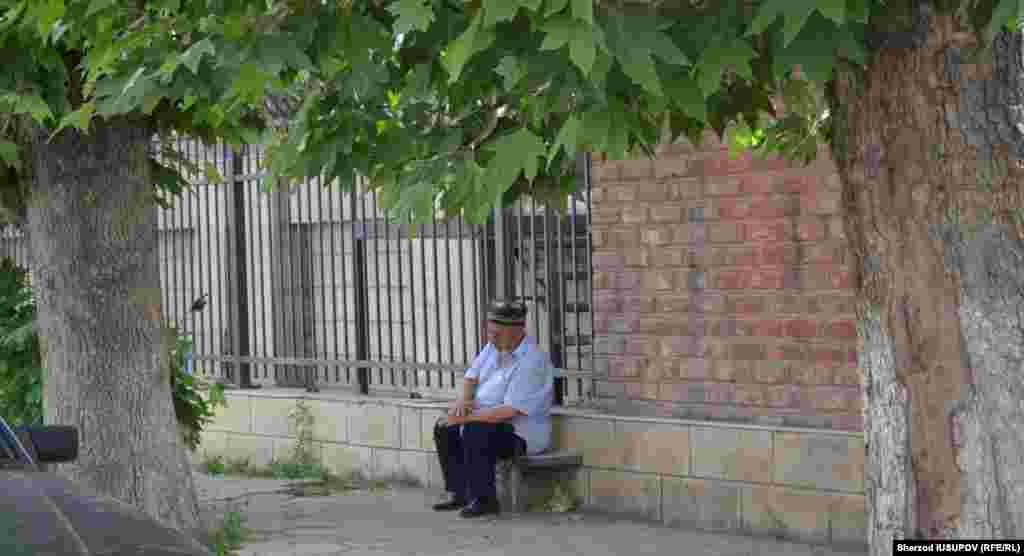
[433,420,526,502]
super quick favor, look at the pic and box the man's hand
[448,399,475,417]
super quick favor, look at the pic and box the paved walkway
[195,473,867,556]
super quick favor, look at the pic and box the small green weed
[209,509,246,556]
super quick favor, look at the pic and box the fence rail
[0,140,596,405]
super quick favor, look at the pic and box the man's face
[486,320,525,352]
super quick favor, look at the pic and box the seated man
[432,299,554,518]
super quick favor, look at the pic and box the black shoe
[432,496,466,511]
[459,498,500,518]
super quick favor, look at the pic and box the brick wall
[589,133,861,431]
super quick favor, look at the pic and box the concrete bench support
[495,450,583,513]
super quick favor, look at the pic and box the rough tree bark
[831,9,1024,553]
[25,119,203,536]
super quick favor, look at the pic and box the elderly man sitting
[432,300,554,518]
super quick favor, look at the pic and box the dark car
[0,416,213,556]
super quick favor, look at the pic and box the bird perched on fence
[190,294,208,313]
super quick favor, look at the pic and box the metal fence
[0,141,595,405]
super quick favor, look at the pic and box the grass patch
[207,508,246,556]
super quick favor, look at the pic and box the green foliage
[0,259,42,427]
[209,508,246,556]
[0,261,225,447]
[170,332,227,452]
[1,0,1022,227]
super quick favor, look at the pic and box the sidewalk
[195,473,867,556]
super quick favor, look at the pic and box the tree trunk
[26,119,203,536]
[831,11,1024,552]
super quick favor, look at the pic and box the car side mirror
[19,425,78,464]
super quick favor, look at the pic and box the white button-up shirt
[465,336,554,455]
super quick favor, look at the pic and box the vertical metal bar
[494,200,506,299]
[570,163,582,372]
[317,176,328,385]
[172,137,183,336]
[202,144,215,378]
[584,152,595,395]
[338,180,351,384]
[419,221,428,387]
[383,197,396,385]
[469,221,481,352]
[445,218,454,374]
[530,197,539,337]
[516,199,524,304]
[326,180,341,382]
[456,217,467,364]
[431,212,441,386]
[231,147,253,388]
[304,172,318,391]
[223,143,238,385]
[553,194,566,405]
[186,147,197,352]
[351,186,370,395]
[408,223,419,387]
[256,149,271,381]
[370,186,383,385]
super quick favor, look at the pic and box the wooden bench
[495,449,583,513]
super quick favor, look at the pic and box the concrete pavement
[195,473,867,556]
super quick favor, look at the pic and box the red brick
[810,386,860,411]
[781,175,816,193]
[740,173,780,195]
[767,343,806,361]
[705,383,738,404]
[705,176,742,196]
[773,294,811,314]
[610,271,642,289]
[759,243,799,266]
[801,191,842,215]
[715,198,751,219]
[808,347,846,365]
[730,343,765,360]
[832,268,854,289]
[796,218,827,241]
[636,182,669,201]
[750,268,784,289]
[829,216,848,240]
[640,270,675,291]
[625,336,659,356]
[832,364,861,386]
[591,229,606,248]
[659,295,690,313]
[661,336,702,357]
[765,385,800,408]
[593,315,610,334]
[788,364,835,386]
[624,248,650,267]
[752,361,788,384]
[704,151,754,175]
[802,243,844,265]
[658,383,691,403]
[606,184,637,202]
[609,229,639,248]
[749,196,795,219]
[592,206,621,224]
[592,271,610,290]
[641,228,673,246]
[620,159,655,181]
[735,384,768,406]
[621,206,649,225]
[626,381,660,400]
[823,173,843,191]
[672,178,703,199]
[608,313,641,333]
[593,292,621,313]
[590,187,606,203]
[746,220,789,242]
[590,161,620,182]
[651,205,684,223]
[751,319,784,337]
[638,315,673,333]
[623,294,657,313]
[727,295,767,315]
[654,156,692,179]
[785,319,819,338]
[593,253,625,270]
[641,362,666,382]
[832,414,863,432]
[826,320,858,339]
[609,356,646,379]
[656,249,687,267]
[714,269,748,289]
[707,221,742,243]
[675,223,707,244]
[711,360,752,382]
[681,358,709,380]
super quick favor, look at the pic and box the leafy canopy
[0,0,1021,223]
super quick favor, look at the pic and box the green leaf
[571,0,593,24]
[483,128,547,191]
[569,24,597,75]
[748,0,815,46]
[180,38,215,74]
[30,0,65,38]
[773,14,839,83]
[602,16,689,96]
[56,101,96,134]
[482,0,520,27]
[986,0,1021,41]
[664,74,706,122]
[696,37,756,97]
[443,12,495,83]
[548,115,580,164]
[545,0,569,16]
[581,110,611,151]
[520,0,542,11]
[540,16,573,51]
[0,140,18,170]
[816,0,845,25]
[387,0,435,35]
[494,56,526,90]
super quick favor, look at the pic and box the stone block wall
[198,389,866,548]
[588,135,861,430]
